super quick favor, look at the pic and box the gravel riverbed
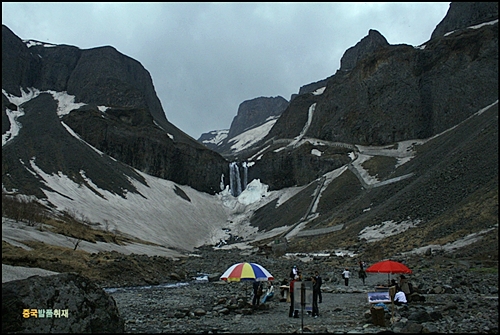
[106,248,498,333]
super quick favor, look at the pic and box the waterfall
[242,162,248,191]
[229,162,248,197]
[220,174,225,191]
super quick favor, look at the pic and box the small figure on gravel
[288,275,299,318]
[252,280,263,307]
[358,268,367,285]
[314,271,323,303]
[312,275,320,317]
[289,265,298,280]
[342,268,350,286]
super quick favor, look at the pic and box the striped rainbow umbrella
[220,262,274,282]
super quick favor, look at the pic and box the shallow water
[103,281,190,294]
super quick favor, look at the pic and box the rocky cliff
[2,25,229,195]
[198,96,288,158]
[431,2,498,39]
[267,15,497,147]
[227,96,288,139]
[244,2,498,190]
[339,29,389,72]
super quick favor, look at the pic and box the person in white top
[341,268,350,286]
[394,289,408,306]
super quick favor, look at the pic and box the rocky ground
[104,246,498,334]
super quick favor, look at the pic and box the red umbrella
[365,260,412,286]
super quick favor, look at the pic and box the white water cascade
[229,162,248,197]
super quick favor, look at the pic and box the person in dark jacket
[252,280,263,306]
[312,275,320,317]
[314,271,323,303]
[358,268,367,285]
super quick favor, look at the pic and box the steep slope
[2,25,229,195]
[2,88,230,254]
[431,2,498,39]
[231,3,497,261]
[284,101,498,261]
[242,6,497,193]
[2,91,147,199]
[198,96,288,158]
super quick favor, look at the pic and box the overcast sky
[2,2,450,139]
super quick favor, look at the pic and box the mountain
[198,96,288,158]
[2,25,228,196]
[1,1,498,278]
[241,6,498,192]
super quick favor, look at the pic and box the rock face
[266,2,498,147]
[198,96,288,158]
[227,96,288,139]
[239,2,498,192]
[297,77,330,96]
[431,2,498,39]
[2,273,124,333]
[197,129,229,152]
[2,93,149,198]
[2,24,228,195]
[339,29,389,72]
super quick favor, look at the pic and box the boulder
[2,272,124,333]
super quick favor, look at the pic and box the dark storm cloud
[2,2,450,138]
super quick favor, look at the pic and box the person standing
[289,265,298,280]
[312,275,320,317]
[252,280,263,307]
[314,271,323,303]
[288,275,299,317]
[399,275,411,296]
[358,268,367,285]
[342,268,350,286]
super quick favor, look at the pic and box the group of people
[340,260,368,286]
[252,280,276,307]
[251,262,412,318]
[287,265,322,318]
[284,262,369,318]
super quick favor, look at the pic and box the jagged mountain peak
[339,29,390,72]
